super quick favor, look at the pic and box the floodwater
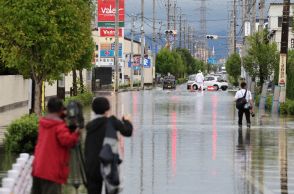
[1,85,294,194]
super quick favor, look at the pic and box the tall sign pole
[114,0,119,92]
[279,0,290,103]
[141,0,145,89]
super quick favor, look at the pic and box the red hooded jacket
[32,116,80,184]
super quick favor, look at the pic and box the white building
[92,30,154,86]
[268,3,294,50]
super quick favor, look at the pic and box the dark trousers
[238,108,250,126]
[32,177,61,194]
[87,177,109,194]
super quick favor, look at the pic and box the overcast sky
[123,0,280,58]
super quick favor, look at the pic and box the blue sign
[144,58,151,68]
[207,57,217,64]
[100,50,122,58]
[128,58,151,68]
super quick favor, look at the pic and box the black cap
[92,97,110,114]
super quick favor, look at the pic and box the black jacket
[84,116,133,181]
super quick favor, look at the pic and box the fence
[0,153,33,194]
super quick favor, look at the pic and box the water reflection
[1,90,294,194]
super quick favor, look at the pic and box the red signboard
[98,0,125,22]
[100,28,123,37]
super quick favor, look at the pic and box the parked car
[187,74,228,91]
[204,75,228,91]
[163,75,176,90]
[187,74,204,90]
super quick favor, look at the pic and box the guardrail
[0,153,33,194]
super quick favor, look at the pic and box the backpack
[236,90,247,110]
[99,118,122,194]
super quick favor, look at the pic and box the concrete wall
[0,75,30,108]
[0,70,89,110]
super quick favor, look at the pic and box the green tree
[226,53,241,86]
[176,48,204,74]
[0,0,93,114]
[156,48,185,77]
[243,30,279,87]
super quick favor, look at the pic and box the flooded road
[1,85,294,194]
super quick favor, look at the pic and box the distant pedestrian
[32,97,80,194]
[195,70,204,91]
[235,82,254,128]
[85,97,133,194]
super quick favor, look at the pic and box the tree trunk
[72,69,77,96]
[79,69,84,93]
[34,80,43,116]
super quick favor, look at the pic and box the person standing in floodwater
[84,97,133,194]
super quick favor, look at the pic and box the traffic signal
[206,35,218,39]
[165,30,177,35]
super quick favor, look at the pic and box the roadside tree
[243,30,279,88]
[0,0,93,115]
[225,53,241,86]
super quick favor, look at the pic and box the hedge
[4,114,38,153]
[65,91,94,106]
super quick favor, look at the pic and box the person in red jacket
[32,97,80,194]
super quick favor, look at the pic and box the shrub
[266,95,273,110]
[4,114,39,153]
[65,91,94,107]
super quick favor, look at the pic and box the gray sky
[125,0,230,34]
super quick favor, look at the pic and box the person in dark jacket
[32,97,80,194]
[85,97,133,194]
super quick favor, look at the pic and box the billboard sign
[100,50,122,58]
[100,28,123,37]
[128,56,151,68]
[98,0,125,26]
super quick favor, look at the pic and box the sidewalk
[0,106,28,145]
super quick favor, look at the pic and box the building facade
[268,3,294,51]
[92,30,154,86]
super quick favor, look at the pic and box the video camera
[66,101,85,132]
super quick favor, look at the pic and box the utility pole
[187,25,191,53]
[152,0,156,86]
[166,0,171,48]
[183,19,186,48]
[179,12,182,48]
[233,0,237,53]
[258,0,265,32]
[173,1,177,46]
[153,0,156,53]
[130,15,135,89]
[141,0,145,89]
[251,0,257,34]
[114,0,119,91]
[279,0,290,103]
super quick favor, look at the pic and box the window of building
[278,17,293,27]
[291,39,294,48]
